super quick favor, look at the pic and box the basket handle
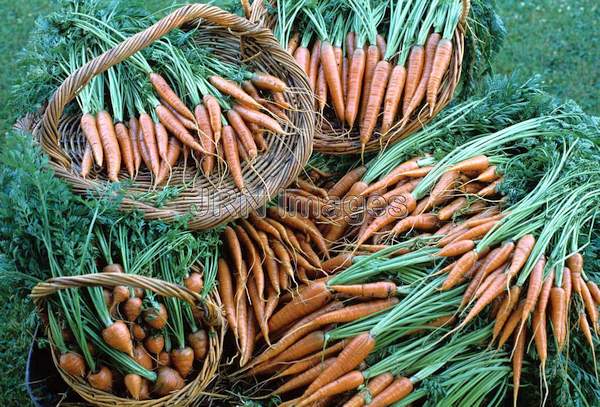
[39,3,266,169]
[31,273,223,327]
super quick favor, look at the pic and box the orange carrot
[267,207,329,256]
[367,376,413,407]
[578,275,599,333]
[321,41,345,121]
[155,137,181,186]
[328,166,367,198]
[442,250,479,290]
[578,312,595,355]
[209,75,261,109]
[268,282,332,333]
[227,110,258,160]
[492,286,521,342]
[357,193,417,245]
[567,252,583,273]
[96,111,121,181]
[128,117,142,174]
[299,370,364,406]
[512,323,526,405]
[273,358,337,395]
[251,73,287,93]
[149,73,194,121]
[162,101,196,130]
[316,64,328,112]
[506,235,535,278]
[342,56,349,104]
[115,122,134,178]
[478,242,515,277]
[194,104,216,175]
[294,46,310,75]
[449,220,499,244]
[217,258,237,337]
[497,301,525,348]
[438,239,475,257]
[287,33,300,55]
[221,126,244,190]
[81,113,103,166]
[276,341,347,378]
[80,144,93,178]
[155,105,202,152]
[426,38,454,113]
[243,309,257,366]
[391,213,438,235]
[329,282,397,299]
[360,60,391,148]
[345,48,366,127]
[404,33,441,119]
[402,46,425,115]
[233,104,284,134]
[460,273,508,327]
[304,332,375,396]
[346,33,356,60]
[477,178,502,198]
[247,277,269,343]
[451,155,490,173]
[437,197,467,221]
[381,65,407,133]
[376,34,387,58]
[343,373,394,407]
[322,254,354,273]
[139,113,160,176]
[203,95,222,143]
[588,281,600,304]
[550,286,566,350]
[358,45,380,122]
[155,122,169,162]
[309,40,321,91]
[312,298,399,327]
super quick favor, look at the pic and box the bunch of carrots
[43,4,290,190]
[270,0,463,151]
[43,210,221,401]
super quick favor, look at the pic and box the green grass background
[0,0,599,404]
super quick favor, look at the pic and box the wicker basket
[250,0,469,154]
[31,273,225,407]
[29,3,314,230]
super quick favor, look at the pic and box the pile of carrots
[268,0,464,151]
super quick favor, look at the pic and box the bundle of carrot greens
[15,1,291,191]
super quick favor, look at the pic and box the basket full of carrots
[250,0,468,154]
[26,2,314,230]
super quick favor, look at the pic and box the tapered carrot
[114,123,134,178]
[276,340,347,378]
[532,309,547,367]
[95,111,121,181]
[252,332,326,376]
[506,235,535,278]
[128,117,141,173]
[562,266,572,316]
[342,56,349,104]
[427,38,454,113]
[251,73,287,93]
[343,372,394,407]
[512,323,526,406]
[450,220,500,244]
[149,73,194,121]
[392,213,438,235]
[294,46,310,75]
[308,40,321,91]
[267,207,329,256]
[162,101,196,130]
[227,110,257,160]
[221,126,244,190]
[357,193,417,245]
[236,225,264,301]
[243,310,257,366]
[329,282,397,299]
[316,64,328,112]
[328,166,367,199]
[587,281,600,304]
[268,282,332,333]
[273,358,337,395]
[404,33,441,119]
[380,65,407,134]
[137,124,152,173]
[360,60,391,148]
[312,298,399,327]
[367,376,413,407]
[321,41,345,121]
[578,275,599,333]
[492,286,521,342]
[194,104,215,175]
[477,178,502,198]
[81,113,103,166]
[451,155,490,173]
[438,239,475,257]
[578,313,596,370]
[155,105,202,152]
[358,45,380,122]
[402,45,425,115]
[287,33,300,55]
[442,250,479,290]
[360,157,423,196]
[376,34,387,58]
[217,258,237,337]
[460,273,508,327]
[496,301,525,348]
[247,277,268,343]
[233,104,284,134]
[550,286,566,350]
[155,137,182,186]
[202,95,222,143]
[80,143,94,178]
[154,122,169,162]
[209,76,261,109]
[322,254,354,273]
[299,370,364,406]
[345,48,366,127]
[304,332,375,396]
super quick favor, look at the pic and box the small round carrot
[273,358,337,395]
[343,372,394,407]
[128,117,142,174]
[209,75,261,109]
[115,122,134,178]
[345,48,366,127]
[367,376,413,407]
[358,45,380,123]
[155,105,202,152]
[359,60,391,148]
[299,370,364,406]
[149,72,195,121]
[442,250,479,290]
[96,111,121,182]
[80,113,103,166]
[221,126,245,190]
[155,137,182,186]
[80,144,93,178]
[251,72,287,93]
[155,122,169,162]
[304,332,374,396]
[321,41,345,121]
[227,110,258,160]
[427,38,454,113]
[329,282,397,299]
[381,65,407,134]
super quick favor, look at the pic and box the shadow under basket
[250,0,469,155]
[25,3,315,230]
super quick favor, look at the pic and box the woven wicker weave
[250,0,469,154]
[29,3,315,230]
[31,273,225,406]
